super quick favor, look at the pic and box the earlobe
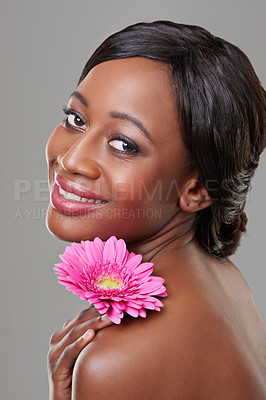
[179,177,213,212]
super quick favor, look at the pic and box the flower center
[98,277,121,289]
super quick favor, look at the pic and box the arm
[47,306,113,400]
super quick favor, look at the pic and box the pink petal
[125,254,142,270]
[53,264,68,273]
[58,279,75,286]
[139,282,163,293]
[116,302,126,310]
[110,301,121,312]
[107,308,122,324]
[93,236,103,245]
[139,308,147,318]
[77,282,88,291]
[103,236,115,261]
[141,301,156,310]
[153,276,165,284]
[97,300,111,307]
[65,283,81,292]
[63,244,71,251]
[134,269,154,281]
[57,264,83,280]
[110,308,124,319]
[60,254,84,272]
[92,299,105,308]
[54,262,66,269]
[109,236,118,243]
[124,300,142,309]
[124,306,139,317]
[134,262,154,274]
[94,303,110,314]
[145,286,167,296]
[71,243,88,265]
[127,252,136,260]
[84,293,101,301]
[58,253,70,263]
[84,241,98,264]
[152,298,164,308]
[94,237,104,252]
[115,239,127,264]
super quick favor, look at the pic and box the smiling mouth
[50,174,109,215]
[58,186,107,204]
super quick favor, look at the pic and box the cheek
[113,162,180,206]
[109,164,160,204]
[111,164,179,227]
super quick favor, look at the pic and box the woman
[46,21,266,399]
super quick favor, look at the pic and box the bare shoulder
[72,282,266,399]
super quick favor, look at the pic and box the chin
[45,203,161,244]
[46,206,97,242]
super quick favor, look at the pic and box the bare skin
[46,58,266,399]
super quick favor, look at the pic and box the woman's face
[46,57,191,243]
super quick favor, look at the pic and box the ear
[179,171,213,212]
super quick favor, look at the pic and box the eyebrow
[69,91,88,107]
[69,91,153,144]
[109,111,154,144]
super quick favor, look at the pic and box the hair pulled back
[78,21,266,258]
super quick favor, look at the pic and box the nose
[58,135,101,180]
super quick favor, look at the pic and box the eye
[109,137,139,154]
[62,107,87,131]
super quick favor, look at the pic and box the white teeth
[58,186,105,204]
[64,192,74,200]
[72,194,82,201]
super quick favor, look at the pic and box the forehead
[79,57,174,100]
[76,57,182,146]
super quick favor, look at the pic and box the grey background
[1,0,265,399]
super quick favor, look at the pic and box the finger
[61,306,102,337]
[52,329,96,381]
[50,314,113,365]
[58,314,113,351]
[50,305,99,345]
[62,319,72,328]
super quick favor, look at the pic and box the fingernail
[82,329,94,339]
[101,314,110,321]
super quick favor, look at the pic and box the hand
[47,306,113,400]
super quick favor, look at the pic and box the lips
[55,174,107,201]
[50,173,108,215]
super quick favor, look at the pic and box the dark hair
[78,21,266,258]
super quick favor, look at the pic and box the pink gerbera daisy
[54,236,167,324]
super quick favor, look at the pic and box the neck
[127,208,197,265]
